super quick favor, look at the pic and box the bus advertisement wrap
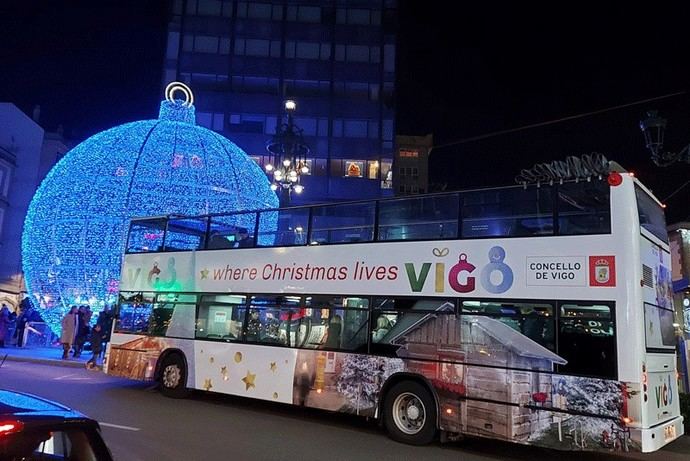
[121,240,617,298]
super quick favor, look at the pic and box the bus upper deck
[126,176,626,254]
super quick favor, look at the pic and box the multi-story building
[0,104,44,310]
[163,0,397,205]
[394,133,431,195]
[0,104,69,311]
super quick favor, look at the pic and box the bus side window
[557,303,615,379]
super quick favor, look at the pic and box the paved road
[1,361,687,461]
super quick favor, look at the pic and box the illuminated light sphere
[22,84,278,335]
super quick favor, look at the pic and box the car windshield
[2,427,109,461]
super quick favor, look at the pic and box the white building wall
[0,103,45,308]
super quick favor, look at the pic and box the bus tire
[159,353,189,399]
[383,381,437,445]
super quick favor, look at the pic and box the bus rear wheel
[159,353,189,399]
[383,381,437,445]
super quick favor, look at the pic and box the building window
[197,0,222,16]
[195,36,219,53]
[343,120,367,138]
[272,4,283,20]
[247,3,272,19]
[294,117,317,136]
[287,5,321,22]
[318,118,329,137]
[332,120,343,137]
[270,40,281,57]
[212,113,224,131]
[296,42,320,60]
[382,119,394,141]
[313,158,327,176]
[330,159,343,177]
[298,5,321,22]
[369,83,380,101]
[399,149,419,158]
[368,120,379,139]
[220,37,231,54]
[197,112,213,128]
[166,32,180,59]
[367,160,379,180]
[337,8,378,25]
[346,45,369,63]
[245,39,270,56]
[227,114,266,134]
[384,44,395,73]
[345,161,365,178]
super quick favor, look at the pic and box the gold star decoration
[242,371,256,391]
[203,378,213,391]
[234,352,243,363]
[220,366,229,381]
[200,268,209,279]
[269,362,277,373]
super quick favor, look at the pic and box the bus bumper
[635,416,684,452]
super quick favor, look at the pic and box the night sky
[2,1,690,221]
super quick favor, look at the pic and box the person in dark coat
[73,306,90,358]
[86,324,105,369]
[0,304,10,347]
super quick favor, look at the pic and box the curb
[1,353,89,369]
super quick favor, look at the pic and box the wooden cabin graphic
[386,305,567,441]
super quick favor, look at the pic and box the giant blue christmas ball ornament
[22,83,279,336]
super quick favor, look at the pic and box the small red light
[0,421,23,436]
[622,416,633,425]
[532,392,548,403]
[629,172,635,177]
[608,172,623,186]
[661,204,667,209]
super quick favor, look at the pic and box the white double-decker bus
[105,170,682,452]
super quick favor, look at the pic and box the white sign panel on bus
[121,238,618,299]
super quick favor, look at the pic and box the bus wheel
[159,353,189,399]
[383,381,437,445]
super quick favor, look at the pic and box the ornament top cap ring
[165,81,194,107]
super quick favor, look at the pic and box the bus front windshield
[635,185,668,244]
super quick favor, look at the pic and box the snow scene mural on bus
[106,299,638,452]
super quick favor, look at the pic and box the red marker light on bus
[446,408,453,415]
[0,421,23,436]
[622,417,633,425]
[607,172,623,186]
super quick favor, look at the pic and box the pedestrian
[97,305,114,349]
[86,323,105,369]
[60,306,79,359]
[0,304,10,347]
[233,228,253,248]
[73,306,90,358]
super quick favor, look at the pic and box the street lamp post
[640,110,690,166]
[265,100,310,207]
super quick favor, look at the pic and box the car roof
[0,389,84,419]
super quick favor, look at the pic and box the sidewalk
[0,344,95,369]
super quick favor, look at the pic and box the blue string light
[22,96,278,336]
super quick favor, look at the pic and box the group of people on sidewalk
[60,305,113,368]
[0,300,42,348]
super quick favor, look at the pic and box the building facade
[0,104,44,310]
[668,223,690,393]
[394,133,431,195]
[163,0,397,205]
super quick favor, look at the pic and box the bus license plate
[664,423,676,441]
